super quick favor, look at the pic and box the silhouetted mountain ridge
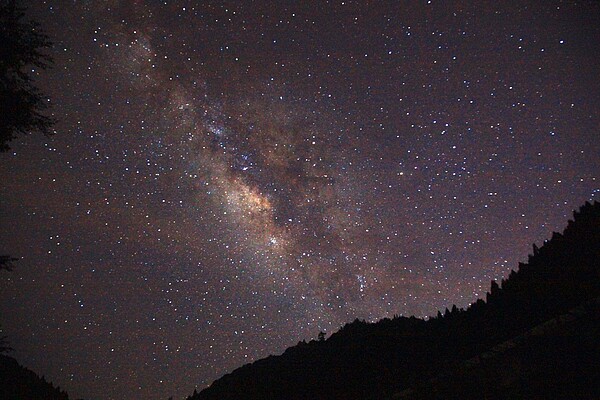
[186,201,600,400]
[0,354,77,400]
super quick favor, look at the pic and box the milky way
[0,1,599,400]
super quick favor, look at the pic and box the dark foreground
[188,202,600,400]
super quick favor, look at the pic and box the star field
[1,1,599,399]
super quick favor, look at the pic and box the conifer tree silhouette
[0,0,55,151]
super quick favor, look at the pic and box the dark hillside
[394,296,600,399]
[0,354,74,400]
[187,201,600,400]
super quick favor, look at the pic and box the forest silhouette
[1,193,599,400]
[3,204,599,400]
[183,201,600,400]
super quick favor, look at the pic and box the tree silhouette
[0,355,72,399]
[1,0,56,359]
[317,331,326,342]
[0,257,15,353]
[0,0,53,351]
[0,335,10,354]
[185,202,600,400]
[0,0,55,151]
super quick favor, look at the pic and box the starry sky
[0,1,599,399]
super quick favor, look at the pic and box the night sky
[1,1,599,399]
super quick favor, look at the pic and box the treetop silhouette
[0,0,55,151]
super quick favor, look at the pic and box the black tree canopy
[0,0,54,151]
